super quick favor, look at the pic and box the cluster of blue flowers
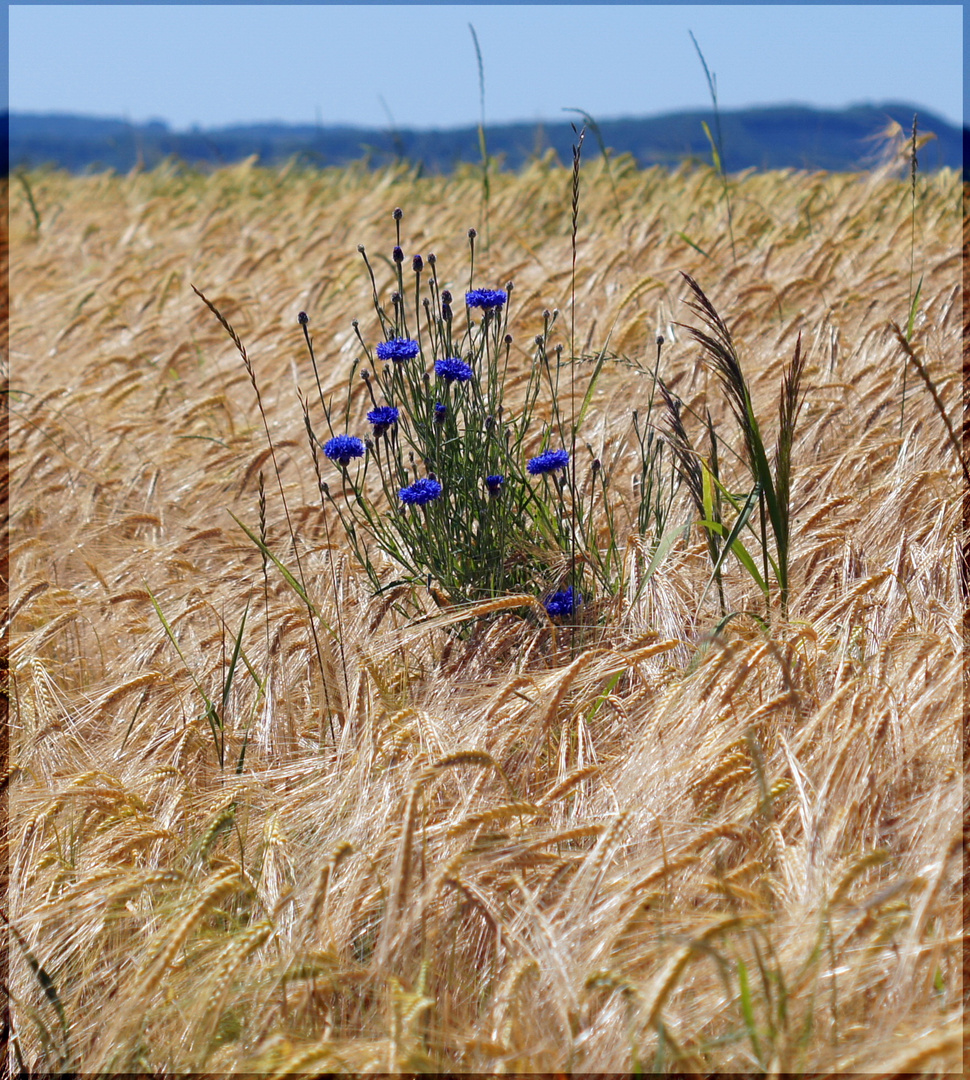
[527,448,570,475]
[399,477,442,506]
[312,235,588,619]
[367,405,399,435]
[435,357,474,383]
[465,289,507,311]
[376,338,420,363]
[323,434,365,466]
[543,587,580,618]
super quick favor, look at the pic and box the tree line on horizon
[6,101,964,175]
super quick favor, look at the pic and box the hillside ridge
[7,101,964,174]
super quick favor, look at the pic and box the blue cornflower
[466,288,507,310]
[543,587,581,618]
[527,448,570,475]
[323,434,365,467]
[485,474,505,494]
[399,477,443,506]
[435,357,474,383]
[376,338,419,363]
[367,405,399,435]
[434,402,447,423]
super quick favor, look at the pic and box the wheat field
[5,144,964,1074]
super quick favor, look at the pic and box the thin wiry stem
[193,285,341,739]
[569,125,586,619]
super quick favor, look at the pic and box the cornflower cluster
[300,206,669,621]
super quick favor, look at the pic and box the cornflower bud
[393,246,404,264]
[298,311,309,326]
[412,254,423,273]
[393,207,403,221]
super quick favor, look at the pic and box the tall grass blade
[469,23,490,245]
[564,107,622,220]
[689,30,736,263]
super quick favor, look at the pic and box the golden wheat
[6,153,961,1072]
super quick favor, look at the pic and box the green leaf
[701,120,722,173]
[676,231,712,260]
[696,481,768,609]
[228,511,335,635]
[906,273,923,340]
[642,521,691,585]
[576,329,615,428]
[220,594,251,713]
[737,957,762,1064]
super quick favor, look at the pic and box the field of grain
[6,146,964,1074]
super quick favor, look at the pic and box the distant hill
[6,103,965,175]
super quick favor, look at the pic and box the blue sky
[8,4,964,131]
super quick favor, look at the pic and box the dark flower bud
[320,482,330,497]
[592,458,602,472]
[505,281,513,292]
[423,297,431,311]
[357,244,366,254]
[535,335,544,346]
[485,415,495,430]
[543,309,551,321]
[393,207,403,221]
[422,371,431,385]
[352,318,359,329]
[391,291,401,305]
[361,369,371,381]
[467,227,477,239]
[365,437,375,451]
[412,254,423,272]
[441,290,453,304]
[504,334,513,345]
[393,246,404,263]
[298,311,309,326]
[656,334,665,346]
[427,252,436,266]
